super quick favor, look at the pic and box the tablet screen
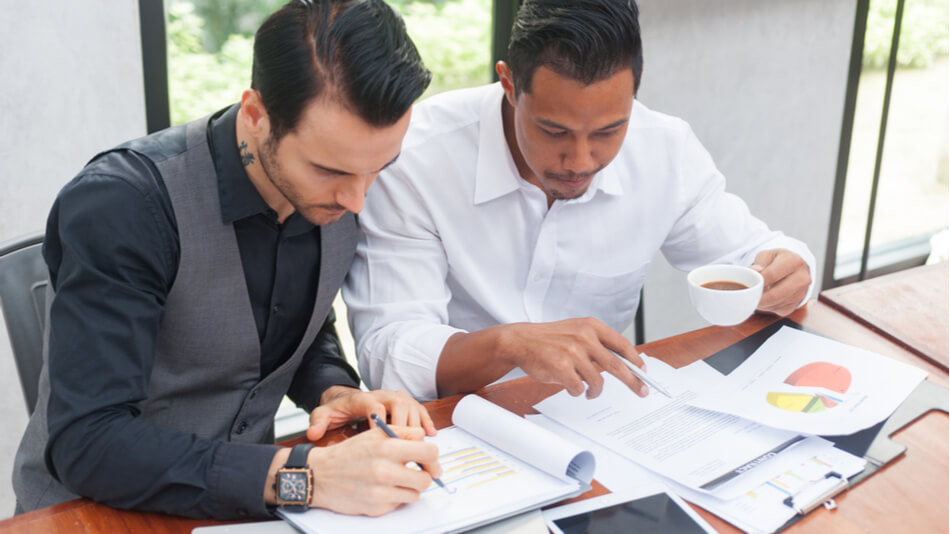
[550,493,708,534]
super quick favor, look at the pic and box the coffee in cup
[687,264,764,326]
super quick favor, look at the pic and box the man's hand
[265,426,441,516]
[439,318,648,400]
[751,249,811,316]
[307,386,437,441]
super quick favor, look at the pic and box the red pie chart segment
[783,362,851,393]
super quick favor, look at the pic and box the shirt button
[533,273,543,282]
[237,508,248,517]
[249,389,258,400]
[236,421,249,434]
[271,305,280,315]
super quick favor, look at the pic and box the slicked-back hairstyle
[251,0,431,140]
[508,0,643,97]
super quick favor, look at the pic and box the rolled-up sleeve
[660,124,816,306]
[344,167,464,401]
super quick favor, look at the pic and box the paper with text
[534,356,804,491]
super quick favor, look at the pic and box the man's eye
[544,129,567,138]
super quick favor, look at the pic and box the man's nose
[335,174,374,214]
[563,137,596,174]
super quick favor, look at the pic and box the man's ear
[495,61,517,107]
[240,89,270,137]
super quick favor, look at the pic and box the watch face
[278,469,311,504]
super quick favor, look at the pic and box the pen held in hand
[613,352,673,398]
[369,413,455,495]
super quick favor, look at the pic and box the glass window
[165,0,492,126]
[834,0,949,280]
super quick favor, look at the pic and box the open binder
[279,395,593,534]
[702,318,949,531]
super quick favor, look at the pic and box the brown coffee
[701,280,748,291]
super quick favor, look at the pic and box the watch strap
[286,444,314,468]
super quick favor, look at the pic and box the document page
[281,396,592,534]
[534,356,804,491]
[688,326,928,435]
[530,413,866,534]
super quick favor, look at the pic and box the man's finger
[390,401,410,427]
[572,357,605,399]
[385,425,426,441]
[419,406,437,436]
[306,412,331,441]
[593,347,646,397]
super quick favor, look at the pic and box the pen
[369,413,454,494]
[613,352,673,398]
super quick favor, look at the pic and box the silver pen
[613,351,673,398]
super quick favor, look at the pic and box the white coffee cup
[687,264,764,326]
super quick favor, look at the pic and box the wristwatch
[276,444,314,512]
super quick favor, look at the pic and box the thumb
[387,425,426,441]
[307,412,331,441]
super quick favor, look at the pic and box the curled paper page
[453,394,595,484]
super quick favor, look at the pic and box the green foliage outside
[167,2,254,125]
[863,0,949,69]
[166,0,949,124]
[166,0,491,125]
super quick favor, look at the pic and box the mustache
[545,166,604,181]
[312,203,347,211]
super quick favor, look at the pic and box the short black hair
[251,0,431,140]
[508,0,643,96]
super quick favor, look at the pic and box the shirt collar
[473,84,523,205]
[472,83,624,206]
[208,104,278,225]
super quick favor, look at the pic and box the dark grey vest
[12,115,357,512]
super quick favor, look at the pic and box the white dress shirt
[344,83,815,401]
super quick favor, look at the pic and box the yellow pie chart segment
[766,393,829,413]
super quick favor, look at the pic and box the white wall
[634,0,857,340]
[0,1,146,517]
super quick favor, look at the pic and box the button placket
[523,208,557,322]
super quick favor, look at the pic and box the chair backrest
[0,233,47,415]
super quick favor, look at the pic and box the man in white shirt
[344,0,815,402]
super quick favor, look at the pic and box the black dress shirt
[42,104,359,518]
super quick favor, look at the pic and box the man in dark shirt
[13,0,440,520]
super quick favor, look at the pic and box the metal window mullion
[491,0,521,81]
[139,0,171,133]
[859,0,906,281]
[823,0,871,291]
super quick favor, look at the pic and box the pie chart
[766,362,852,414]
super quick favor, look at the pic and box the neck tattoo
[239,140,256,167]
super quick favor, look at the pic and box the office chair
[0,232,47,415]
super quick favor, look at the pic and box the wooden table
[820,261,949,371]
[1,299,946,534]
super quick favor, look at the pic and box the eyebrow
[311,153,401,176]
[537,118,629,132]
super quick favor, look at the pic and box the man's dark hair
[507,0,643,96]
[251,0,431,140]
